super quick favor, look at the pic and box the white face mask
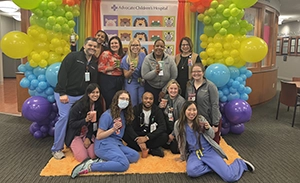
[118,99,129,109]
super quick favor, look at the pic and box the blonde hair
[126,38,141,64]
[166,79,181,95]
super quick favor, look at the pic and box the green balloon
[56,16,66,25]
[13,0,43,10]
[44,10,54,17]
[204,25,217,37]
[48,2,57,11]
[222,20,230,28]
[203,16,212,25]
[213,22,222,31]
[211,13,226,24]
[54,6,66,16]
[32,8,43,17]
[39,1,48,11]
[47,16,56,26]
[36,17,47,28]
[53,24,62,32]
[68,20,76,28]
[223,9,231,17]
[216,4,225,13]
[72,10,80,17]
[219,28,227,36]
[232,0,258,9]
[227,23,240,34]
[65,11,74,20]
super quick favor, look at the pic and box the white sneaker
[243,159,255,172]
[52,150,65,160]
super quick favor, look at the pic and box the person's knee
[186,165,204,178]
[74,153,89,162]
[118,161,130,172]
[130,151,140,163]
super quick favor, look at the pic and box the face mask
[118,99,129,109]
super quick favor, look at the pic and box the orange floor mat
[40,138,240,176]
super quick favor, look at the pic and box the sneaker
[71,158,93,178]
[52,150,65,160]
[149,148,164,157]
[243,159,255,172]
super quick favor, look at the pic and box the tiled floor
[0,78,21,116]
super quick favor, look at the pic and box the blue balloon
[240,93,249,100]
[226,79,234,87]
[218,90,224,98]
[245,70,252,78]
[18,64,26,72]
[244,86,252,94]
[232,81,240,89]
[237,84,245,93]
[28,89,36,96]
[240,74,247,81]
[239,66,247,74]
[205,63,230,87]
[47,95,55,103]
[45,87,54,95]
[20,78,30,88]
[220,96,228,103]
[33,67,46,76]
[37,74,46,81]
[25,62,34,71]
[222,87,230,95]
[227,92,240,101]
[27,74,36,81]
[30,79,39,88]
[45,63,61,87]
[228,66,240,79]
[229,86,237,93]
[38,81,48,90]
[235,77,243,83]
[24,70,33,77]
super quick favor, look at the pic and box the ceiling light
[0,1,19,13]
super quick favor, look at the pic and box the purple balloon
[22,96,52,122]
[52,102,58,113]
[40,125,49,133]
[219,102,227,113]
[33,130,43,139]
[224,99,252,124]
[48,126,55,136]
[49,111,58,120]
[221,127,230,135]
[230,123,245,134]
[29,122,41,134]
[222,121,231,128]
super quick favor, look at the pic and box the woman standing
[65,83,105,162]
[121,39,146,106]
[98,36,125,108]
[141,39,178,104]
[174,101,254,182]
[71,90,139,178]
[186,63,222,144]
[175,37,201,97]
[159,79,185,154]
[94,30,109,58]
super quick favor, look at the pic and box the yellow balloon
[1,31,33,59]
[240,37,268,63]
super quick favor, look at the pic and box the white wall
[277,21,300,80]
[0,15,21,83]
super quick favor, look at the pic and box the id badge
[188,93,196,101]
[158,70,164,76]
[93,123,97,131]
[168,112,174,122]
[85,72,90,82]
[188,59,193,66]
[150,122,157,133]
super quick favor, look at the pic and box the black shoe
[243,159,255,172]
[149,148,164,157]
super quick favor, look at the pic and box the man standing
[123,92,168,157]
[51,37,98,159]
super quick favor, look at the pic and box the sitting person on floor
[159,79,185,154]
[65,83,105,162]
[174,101,255,182]
[123,91,168,158]
[71,90,139,178]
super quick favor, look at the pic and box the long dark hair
[178,101,203,151]
[108,36,124,58]
[95,30,109,45]
[110,90,134,124]
[72,83,103,117]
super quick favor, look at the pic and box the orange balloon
[188,0,200,2]
[196,5,205,13]
[190,5,197,12]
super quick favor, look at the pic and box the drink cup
[141,149,149,158]
[158,61,164,70]
[90,111,97,122]
[131,60,138,68]
[114,117,122,134]
[159,98,168,108]
[115,59,120,67]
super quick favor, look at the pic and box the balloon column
[0,0,81,139]
[190,0,267,135]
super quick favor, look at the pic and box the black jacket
[125,103,167,141]
[54,50,98,96]
[65,97,104,147]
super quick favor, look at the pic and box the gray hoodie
[141,52,177,89]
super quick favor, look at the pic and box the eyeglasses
[131,44,140,47]
[181,44,190,47]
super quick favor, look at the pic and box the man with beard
[123,92,168,157]
[51,37,98,160]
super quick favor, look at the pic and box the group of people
[50,30,255,182]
